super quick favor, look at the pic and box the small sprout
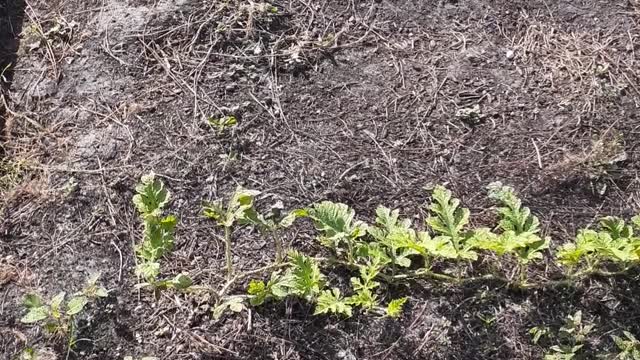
[612,331,640,360]
[530,326,550,344]
[207,115,237,133]
[133,173,177,285]
[385,297,408,318]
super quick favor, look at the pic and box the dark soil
[1,0,640,359]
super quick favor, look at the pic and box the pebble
[506,50,515,60]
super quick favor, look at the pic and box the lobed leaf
[133,173,170,216]
[386,297,408,318]
[314,288,352,317]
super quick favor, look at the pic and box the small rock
[506,50,515,60]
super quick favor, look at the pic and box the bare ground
[1,0,640,359]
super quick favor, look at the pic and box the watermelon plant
[21,274,108,350]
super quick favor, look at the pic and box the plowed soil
[2,0,640,359]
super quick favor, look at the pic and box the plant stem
[224,226,233,279]
[273,231,283,263]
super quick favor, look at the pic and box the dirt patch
[1,0,640,359]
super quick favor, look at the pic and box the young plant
[305,201,368,264]
[611,331,640,360]
[556,216,639,276]
[543,310,594,360]
[203,186,260,278]
[207,115,237,133]
[472,182,550,283]
[133,173,177,283]
[426,185,477,260]
[21,274,108,349]
[241,200,303,262]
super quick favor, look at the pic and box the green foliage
[203,187,260,228]
[530,326,550,345]
[475,182,550,265]
[238,200,304,262]
[133,173,177,283]
[306,201,367,258]
[132,173,170,218]
[426,185,477,260]
[346,264,381,311]
[283,250,325,301]
[611,331,640,360]
[368,206,422,267]
[487,182,540,234]
[385,297,408,318]
[21,275,107,345]
[247,272,289,306]
[556,216,640,272]
[543,311,594,360]
[207,115,237,133]
[203,186,261,277]
[212,297,246,320]
[314,288,352,317]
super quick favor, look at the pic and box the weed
[21,274,107,350]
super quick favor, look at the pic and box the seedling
[240,200,304,262]
[203,186,260,278]
[611,331,640,360]
[132,173,177,283]
[207,115,237,133]
[314,288,352,317]
[21,274,108,350]
[530,326,550,345]
[543,311,594,360]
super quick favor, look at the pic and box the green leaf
[137,215,177,261]
[307,201,366,249]
[487,182,540,235]
[426,186,471,257]
[170,273,193,290]
[82,273,108,298]
[94,287,109,298]
[135,262,160,282]
[66,296,88,315]
[283,251,324,300]
[314,288,352,317]
[202,200,225,223]
[600,216,633,239]
[386,297,408,318]
[278,209,303,228]
[23,294,43,309]
[49,292,66,316]
[21,306,49,323]
[133,173,170,216]
[212,297,246,320]
[208,115,237,132]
